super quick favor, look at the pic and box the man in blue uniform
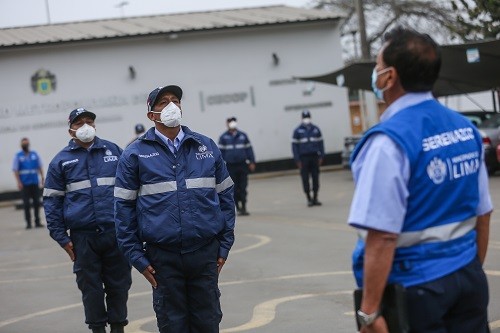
[114,85,235,333]
[348,27,492,333]
[292,110,325,207]
[127,123,145,146]
[12,137,45,229]
[43,108,132,333]
[218,116,255,216]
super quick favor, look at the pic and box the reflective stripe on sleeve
[216,176,234,193]
[356,218,476,248]
[97,177,115,186]
[43,188,65,197]
[186,177,216,189]
[139,181,177,196]
[234,143,251,149]
[114,187,138,200]
[66,180,91,192]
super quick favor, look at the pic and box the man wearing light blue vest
[348,27,492,333]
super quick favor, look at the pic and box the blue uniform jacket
[43,137,123,247]
[292,124,325,162]
[218,130,255,164]
[114,126,235,273]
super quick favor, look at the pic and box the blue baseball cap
[68,107,96,126]
[147,85,183,111]
[302,110,311,118]
[135,123,145,134]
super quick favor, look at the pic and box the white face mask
[71,123,96,143]
[152,102,182,127]
[302,118,312,125]
[228,121,237,130]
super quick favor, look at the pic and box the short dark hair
[382,27,441,92]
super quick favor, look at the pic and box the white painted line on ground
[231,234,271,254]
[0,274,74,284]
[126,315,156,332]
[0,303,82,328]
[0,261,70,272]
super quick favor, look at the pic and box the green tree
[452,0,500,40]
[310,0,499,60]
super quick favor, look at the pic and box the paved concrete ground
[0,169,499,333]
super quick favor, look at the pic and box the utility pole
[115,1,129,19]
[355,0,370,60]
[45,0,51,24]
[354,0,379,130]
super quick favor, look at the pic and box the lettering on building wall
[284,101,333,111]
[269,78,297,86]
[199,87,255,112]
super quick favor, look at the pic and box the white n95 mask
[153,102,182,127]
[228,121,237,130]
[71,123,96,142]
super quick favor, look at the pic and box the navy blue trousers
[227,162,249,205]
[21,184,41,226]
[299,154,320,194]
[72,229,132,329]
[406,257,490,333]
[147,239,222,333]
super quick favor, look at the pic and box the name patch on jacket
[196,145,214,160]
[139,152,159,159]
[103,149,118,162]
[62,158,79,167]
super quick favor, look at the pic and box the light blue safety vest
[15,151,41,185]
[351,100,483,287]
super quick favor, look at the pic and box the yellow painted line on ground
[2,269,497,330]
[0,271,350,328]
[231,234,271,254]
[221,291,351,332]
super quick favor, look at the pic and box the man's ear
[147,111,155,121]
[386,67,398,90]
[68,128,73,138]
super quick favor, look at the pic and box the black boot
[306,192,314,207]
[239,202,250,216]
[110,324,124,333]
[312,192,322,206]
[91,327,106,333]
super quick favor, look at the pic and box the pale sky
[0,0,313,28]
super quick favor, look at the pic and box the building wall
[0,21,350,192]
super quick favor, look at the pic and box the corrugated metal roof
[0,6,344,48]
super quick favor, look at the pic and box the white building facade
[0,6,351,194]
